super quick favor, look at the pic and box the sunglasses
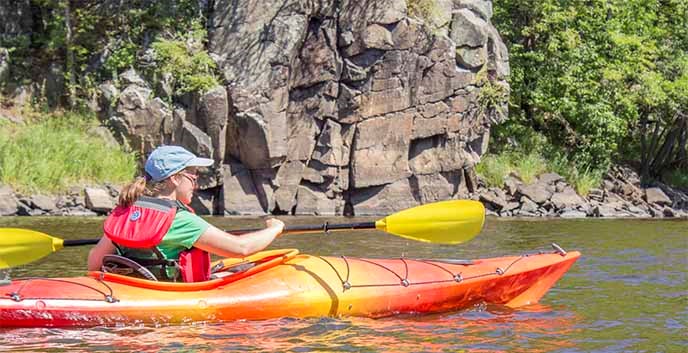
[178,171,199,186]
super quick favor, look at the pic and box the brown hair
[117,176,168,207]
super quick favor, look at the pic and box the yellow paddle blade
[375,200,485,244]
[0,228,65,269]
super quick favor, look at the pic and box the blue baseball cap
[144,145,213,182]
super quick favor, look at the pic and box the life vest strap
[112,243,179,281]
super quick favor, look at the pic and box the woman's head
[144,145,213,182]
[168,166,200,205]
[118,146,213,207]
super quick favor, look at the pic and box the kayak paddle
[0,199,485,269]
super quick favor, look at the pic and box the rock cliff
[3,0,511,216]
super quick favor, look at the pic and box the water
[0,216,686,352]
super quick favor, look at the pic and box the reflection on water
[1,305,581,353]
[0,216,686,352]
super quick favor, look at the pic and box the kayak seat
[101,254,158,281]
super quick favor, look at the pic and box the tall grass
[477,122,607,196]
[476,150,603,196]
[548,154,603,196]
[0,112,137,194]
[475,151,547,188]
[475,153,512,187]
[515,153,548,184]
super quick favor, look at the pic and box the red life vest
[103,196,211,282]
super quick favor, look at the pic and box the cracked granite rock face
[98,0,510,215]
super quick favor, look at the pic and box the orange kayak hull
[0,248,580,327]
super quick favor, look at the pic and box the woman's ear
[169,174,182,187]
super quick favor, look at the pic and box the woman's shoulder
[173,205,208,225]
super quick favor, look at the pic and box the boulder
[108,86,171,155]
[196,85,229,165]
[519,196,539,214]
[179,120,213,160]
[450,9,488,47]
[226,111,284,169]
[593,204,631,218]
[119,69,147,87]
[502,201,520,212]
[587,188,605,202]
[550,188,585,210]
[367,0,407,24]
[479,189,507,210]
[644,187,672,206]
[456,46,487,69]
[294,185,339,216]
[221,162,268,215]
[538,172,564,185]
[28,195,56,212]
[412,172,463,203]
[517,183,552,204]
[63,206,98,217]
[351,179,419,216]
[84,187,115,214]
[503,175,521,195]
[559,210,587,218]
[363,24,395,50]
[662,206,676,218]
[0,185,18,216]
[454,0,493,20]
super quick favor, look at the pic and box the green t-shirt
[156,209,211,260]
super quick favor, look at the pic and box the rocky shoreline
[1,165,685,219]
[476,166,687,219]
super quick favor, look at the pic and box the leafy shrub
[663,169,688,191]
[151,33,219,95]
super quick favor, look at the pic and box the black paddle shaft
[61,221,377,246]
[64,238,100,246]
[230,221,377,235]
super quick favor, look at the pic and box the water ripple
[0,217,685,353]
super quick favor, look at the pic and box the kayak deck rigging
[2,244,571,302]
[3,276,118,303]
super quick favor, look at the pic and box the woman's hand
[265,218,285,234]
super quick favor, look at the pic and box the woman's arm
[87,236,116,271]
[193,218,285,257]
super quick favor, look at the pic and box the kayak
[0,245,579,328]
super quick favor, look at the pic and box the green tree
[492,0,687,184]
[2,1,211,105]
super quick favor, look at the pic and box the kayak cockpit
[88,248,298,291]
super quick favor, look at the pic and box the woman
[87,145,284,282]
